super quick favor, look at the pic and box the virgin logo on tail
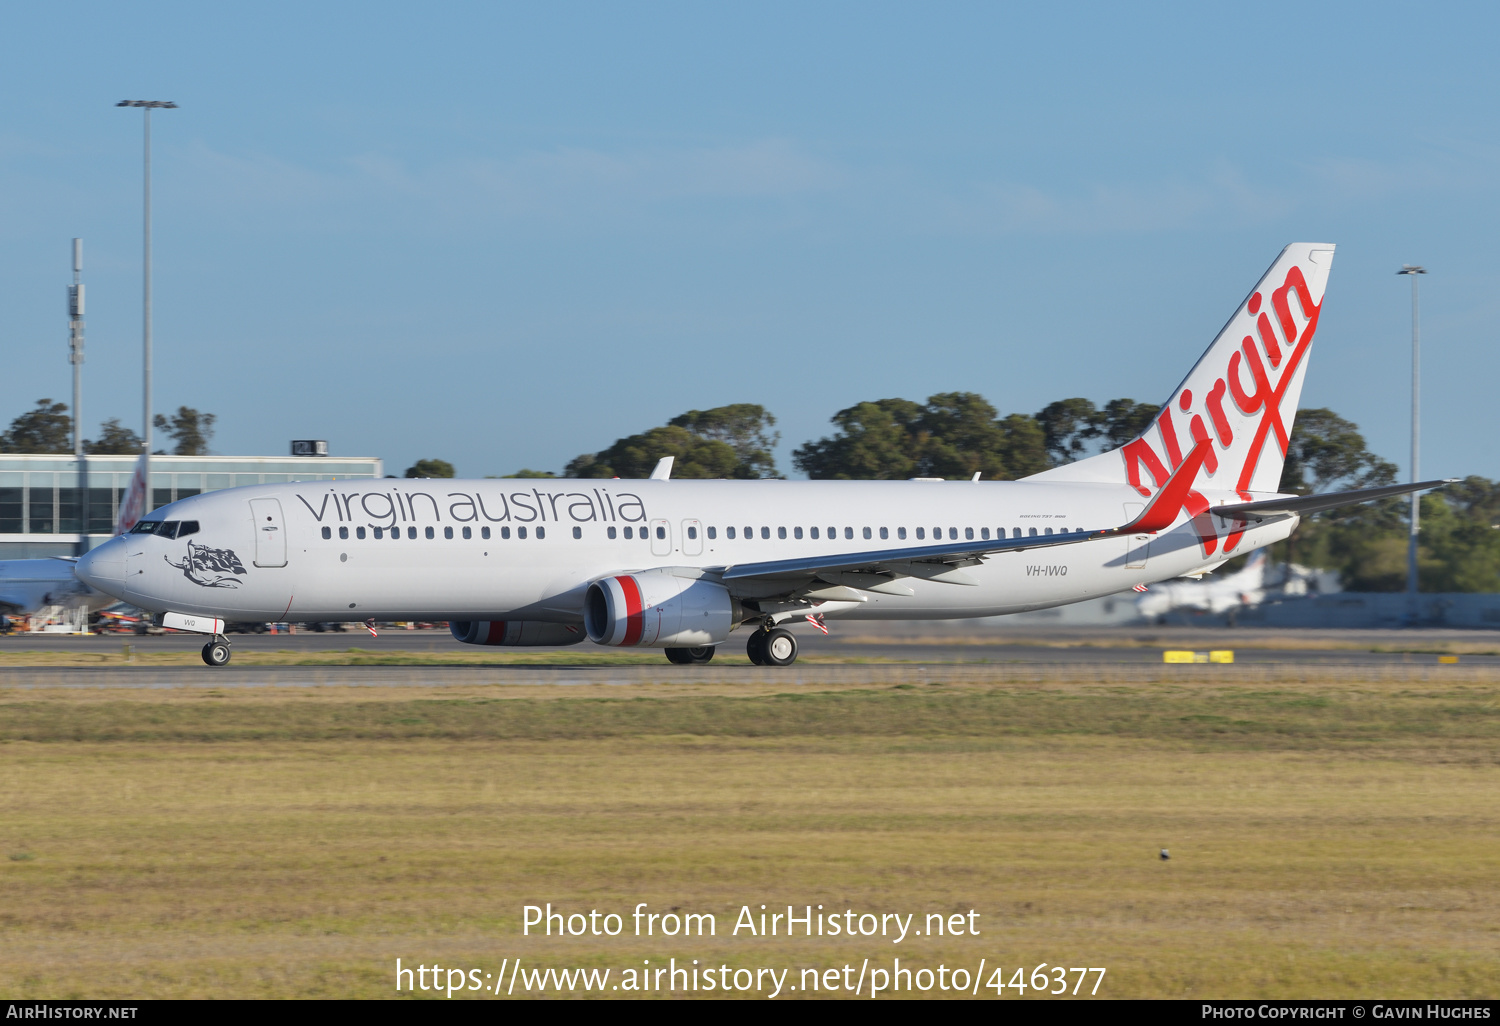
[1121,261,1325,557]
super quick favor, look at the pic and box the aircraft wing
[718,526,1101,585]
[716,440,1217,588]
[1211,478,1457,523]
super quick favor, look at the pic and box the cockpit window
[130,520,184,538]
[178,521,200,538]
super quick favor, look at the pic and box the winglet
[1110,438,1212,535]
[649,456,674,481]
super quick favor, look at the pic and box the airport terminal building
[0,453,384,558]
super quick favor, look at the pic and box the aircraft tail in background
[115,450,149,536]
[1029,243,1336,500]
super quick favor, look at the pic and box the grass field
[2,669,1498,999]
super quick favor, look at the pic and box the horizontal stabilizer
[1211,479,1457,522]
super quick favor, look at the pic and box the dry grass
[1,672,1498,999]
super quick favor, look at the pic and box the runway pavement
[2,624,1497,687]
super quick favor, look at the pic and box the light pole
[116,100,177,509]
[1397,264,1426,622]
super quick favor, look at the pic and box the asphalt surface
[3,624,1497,687]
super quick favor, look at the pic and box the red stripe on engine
[487,621,507,645]
[617,576,644,646]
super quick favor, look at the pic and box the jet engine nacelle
[450,620,586,646]
[584,569,735,648]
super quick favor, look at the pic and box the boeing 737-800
[74,243,1450,666]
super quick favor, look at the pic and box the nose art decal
[165,541,249,589]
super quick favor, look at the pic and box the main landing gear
[664,646,715,665]
[746,627,798,667]
[201,636,232,667]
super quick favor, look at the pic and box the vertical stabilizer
[1029,243,1336,499]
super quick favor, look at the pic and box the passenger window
[965,527,974,540]
[707,527,716,540]
[862,527,872,540]
[537,527,546,539]
[655,526,665,540]
[916,527,925,540]
[608,526,617,539]
[406,527,417,539]
[624,526,632,539]
[321,526,331,540]
[1045,527,1053,535]
[179,521,199,537]
[1029,527,1038,537]
[793,527,802,539]
[1012,528,1021,538]
[444,526,453,539]
[827,526,835,539]
[897,527,906,540]
[373,527,383,539]
[518,527,528,539]
[843,527,853,540]
[726,526,735,539]
[778,527,787,540]
[933,527,941,538]
[745,526,753,538]
[391,528,399,541]
[572,526,582,539]
[356,527,366,540]
[339,526,349,540]
[949,527,958,540]
[425,526,435,539]
[761,527,770,539]
[879,527,888,540]
[810,527,819,540]
[981,527,989,540]
[687,526,698,540]
[482,526,492,539]
[462,526,472,539]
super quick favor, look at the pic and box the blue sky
[2,2,1497,480]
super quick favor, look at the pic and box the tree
[152,407,216,456]
[85,418,144,455]
[1091,398,1161,449]
[404,459,455,479]
[502,469,557,479]
[791,399,921,480]
[0,399,72,454]
[793,393,1051,480]
[566,404,782,479]
[1414,477,1500,593]
[1279,408,1398,495]
[667,404,779,479]
[1036,398,1099,465]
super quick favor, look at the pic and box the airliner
[75,243,1450,667]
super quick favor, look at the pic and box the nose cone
[76,540,126,597]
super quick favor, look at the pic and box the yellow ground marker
[1163,650,1235,664]
[1438,655,1460,664]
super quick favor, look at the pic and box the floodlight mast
[1396,264,1426,622]
[116,100,177,508]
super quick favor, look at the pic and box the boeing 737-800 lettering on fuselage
[74,244,1452,666]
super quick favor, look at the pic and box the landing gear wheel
[201,639,232,667]
[664,646,716,665]
[761,628,798,667]
[746,630,768,665]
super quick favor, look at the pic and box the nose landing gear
[201,636,232,667]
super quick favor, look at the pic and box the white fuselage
[75,476,1295,628]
